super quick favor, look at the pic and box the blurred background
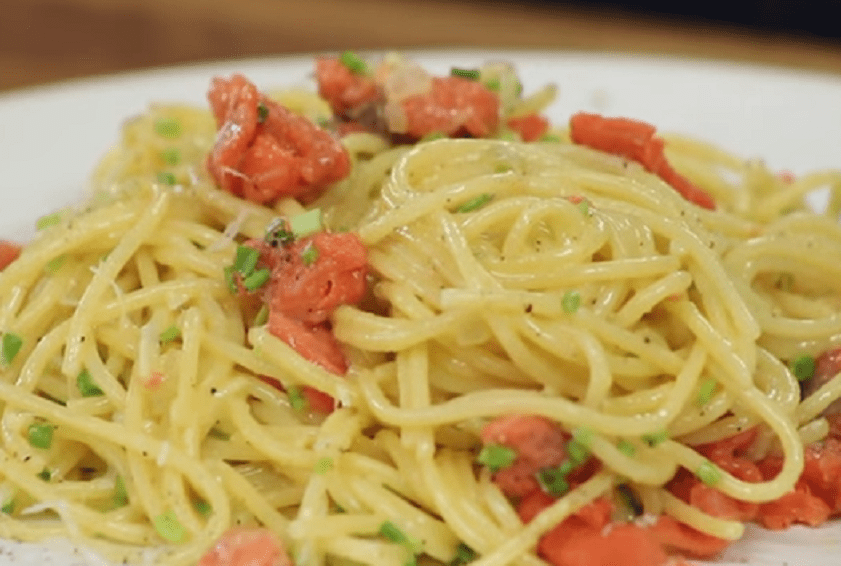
[2,0,840,92]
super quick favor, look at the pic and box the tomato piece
[569,112,715,210]
[207,74,350,204]
[648,516,730,559]
[199,527,292,566]
[0,240,21,271]
[481,415,567,497]
[315,57,381,116]
[400,76,499,139]
[506,113,549,142]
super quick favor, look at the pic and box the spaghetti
[1,53,841,566]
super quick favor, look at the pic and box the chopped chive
[451,68,481,80]
[790,354,816,382]
[113,475,128,507]
[36,211,63,230]
[233,245,260,276]
[476,444,517,472]
[1,498,15,514]
[339,51,368,74]
[696,459,722,486]
[160,148,181,166]
[379,520,422,554]
[159,325,181,344]
[223,265,237,293]
[539,133,562,143]
[301,243,320,266]
[457,193,494,213]
[617,439,636,457]
[207,427,230,441]
[572,427,594,447]
[536,466,570,496]
[156,171,177,185]
[420,131,446,142]
[289,209,323,238]
[1,332,23,365]
[153,509,186,543]
[561,291,581,314]
[566,439,590,466]
[314,456,334,474]
[253,304,269,326]
[28,422,54,449]
[44,254,66,274]
[642,430,668,447]
[696,378,717,407]
[497,130,519,142]
[287,386,307,411]
[450,542,477,566]
[257,102,269,124]
[194,499,212,517]
[243,268,271,291]
[37,468,52,481]
[77,369,104,397]
[154,118,181,138]
[577,199,591,216]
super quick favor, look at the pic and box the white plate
[1,50,840,565]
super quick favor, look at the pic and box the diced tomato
[0,240,21,270]
[569,112,716,210]
[206,74,350,204]
[802,347,841,414]
[506,113,549,142]
[259,375,337,414]
[400,76,499,139]
[480,415,567,497]
[315,57,381,117]
[198,527,292,566]
[756,483,832,530]
[243,232,367,412]
[648,516,730,559]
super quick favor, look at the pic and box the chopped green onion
[642,430,668,447]
[113,475,129,507]
[476,444,517,472]
[696,378,717,407]
[287,386,308,411]
[539,133,562,143]
[37,468,51,481]
[154,118,181,138]
[536,466,570,496]
[340,51,368,74]
[451,68,481,80]
[301,243,320,266]
[378,520,422,554]
[289,209,323,238]
[566,439,590,466]
[156,171,177,185]
[253,304,269,326]
[257,102,269,124]
[1,332,23,365]
[561,291,581,314]
[572,427,593,447]
[77,369,104,397]
[420,131,446,142]
[44,255,66,274]
[233,245,260,276]
[314,457,334,474]
[243,268,271,291]
[790,354,816,382]
[207,427,230,441]
[696,459,722,486]
[160,148,181,166]
[223,265,237,293]
[450,542,477,566]
[159,325,181,344]
[617,439,636,457]
[577,199,591,216]
[457,193,494,213]
[1,498,15,514]
[153,509,186,543]
[497,130,519,142]
[36,211,62,230]
[194,499,212,517]
[494,163,513,174]
[28,422,54,449]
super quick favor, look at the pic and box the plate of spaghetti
[1,50,841,566]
